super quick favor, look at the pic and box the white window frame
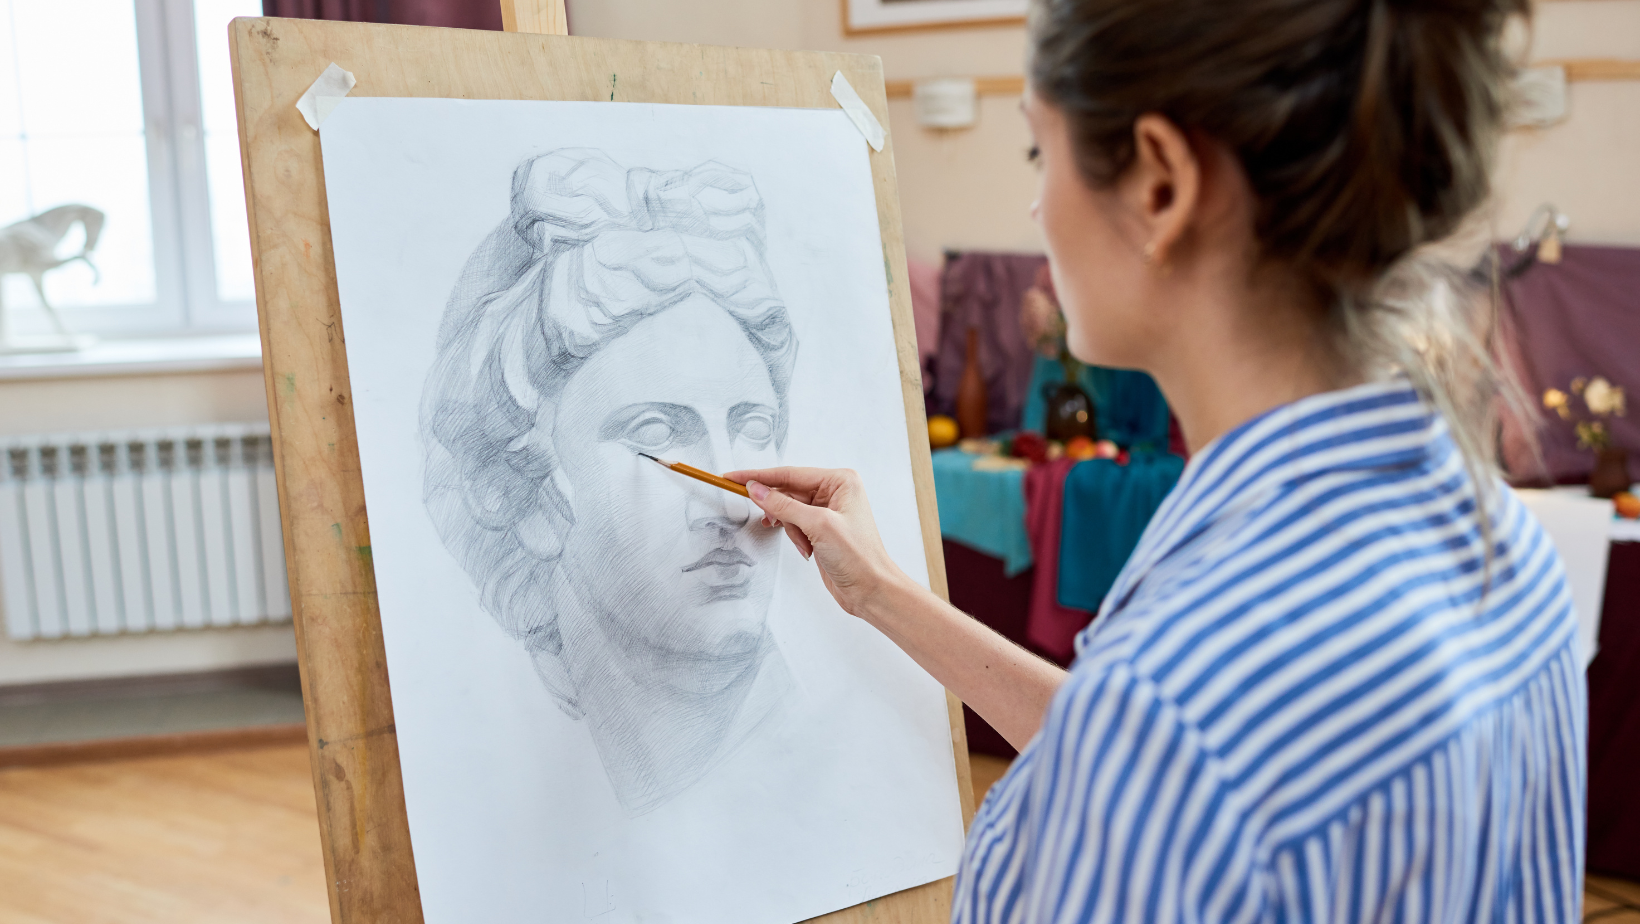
[32,0,257,338]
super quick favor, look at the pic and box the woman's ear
[1125,113,1201,266]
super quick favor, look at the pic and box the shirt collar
[1093,379,1445,626]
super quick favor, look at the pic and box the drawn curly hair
[421,149,797,712]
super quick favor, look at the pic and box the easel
[230,2,974,921]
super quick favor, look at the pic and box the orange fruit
[928,415,960,449]
[1615,492,1640,520]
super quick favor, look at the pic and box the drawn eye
[625,417,674,450]
[600,403,708,453]
[737,415,773,445]
[728,403,778,449]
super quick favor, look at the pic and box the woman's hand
[729,465,1066,748]
[723,467,908,620]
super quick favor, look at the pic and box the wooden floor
[0,744,1634,923]
[0,743,328,924]
[969,753,1012,805]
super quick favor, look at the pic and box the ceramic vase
[955,328,988,439]
[1589,446,1630,499]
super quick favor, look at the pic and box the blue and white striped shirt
[954,380,1586,923]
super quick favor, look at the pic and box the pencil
[638,452,751,498]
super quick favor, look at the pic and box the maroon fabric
[931,251,1049,434]
[262,0,374,19]
[1023,458,1096,662]
[1168,412,1189,460]
[384,0,502,29]
[943,540,1034,758]
[262,0,504,29]
[963,696,1017,760]
[1499,244,1640,486]
[1588,540,1640,878]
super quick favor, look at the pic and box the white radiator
[0,424,291,640]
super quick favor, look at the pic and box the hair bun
[1028,0,1532,515]
[1029,0,1528,285]
[1333,0,1528,280]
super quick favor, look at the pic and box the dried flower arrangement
[1544,376,1630,498]
[1016,270,1069,361]
[1543,376,1626,450]
[1020,264,1073,370]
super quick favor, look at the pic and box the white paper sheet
[318,98,964,924]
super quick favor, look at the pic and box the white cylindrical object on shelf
[914,78,978,129]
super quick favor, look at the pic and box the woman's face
[549,296,783,691]
[1023,90,1165,369]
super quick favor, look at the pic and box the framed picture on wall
[842,0,1028,35]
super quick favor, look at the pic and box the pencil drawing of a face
[552,297,782,683]
[422,150,798,813]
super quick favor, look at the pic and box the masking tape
[830,72,885,153]
[296,62,357,131]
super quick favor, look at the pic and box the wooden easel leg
[499,0,568,36]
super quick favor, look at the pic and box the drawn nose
[683,430,751,536]
[686,488,751,538]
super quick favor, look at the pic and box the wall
[568,0,1042,265]
[1495,1,1640,246]
[571,0,1640,258]
[6,1,1634,685]
[0,369,295,685]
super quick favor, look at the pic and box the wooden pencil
[638,452,752,498]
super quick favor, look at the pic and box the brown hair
[1029,0,1530,501]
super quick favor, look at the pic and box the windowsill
[0,334,263,382]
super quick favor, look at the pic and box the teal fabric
[930,448,1034,576]
[1057,451,1185,612]
[933,360,1178,587]
[1020,355,1172,450]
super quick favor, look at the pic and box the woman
[738,0,1585,919]
[422,150,799,814]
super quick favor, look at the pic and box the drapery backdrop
[1499,243,1640,486]
[930,251,1044,434]
[261,0,506,30]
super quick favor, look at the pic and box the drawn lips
[681,548,755,575]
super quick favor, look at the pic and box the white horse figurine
[0,204,105,348]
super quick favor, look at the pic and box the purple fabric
[1499,244,1640,485]
[262,0,374,18]
[909,256,942,366]
[384,0,503,28]
[909,256,942,395]
[262,0,504,29]
[931,251,1048,434]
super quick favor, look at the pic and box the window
[0,0,262,339]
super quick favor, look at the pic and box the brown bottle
[1045,351,1096,442]
[956,328,988,439]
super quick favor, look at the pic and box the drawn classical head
[422,149,798,810]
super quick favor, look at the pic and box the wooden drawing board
[229,15,974,924]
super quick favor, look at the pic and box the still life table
[930,444,1184,753]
